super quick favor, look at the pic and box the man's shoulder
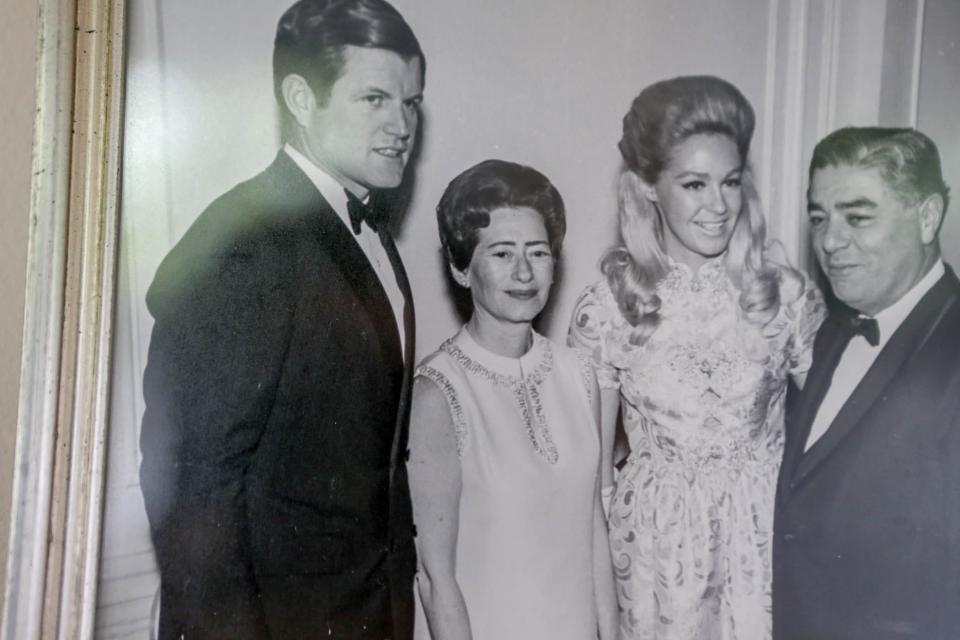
[924,266,960,353]
[885,265,960,394]
[193,152,327,240]
[911,263,960,341]
[940,262,960,294]
[147,153,329,313]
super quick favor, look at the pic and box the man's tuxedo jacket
[140,151,416,639]
[774,267,960,640]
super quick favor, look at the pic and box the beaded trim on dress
[574,349,595,404]
[416,365,467,456]
[440,334,559,464]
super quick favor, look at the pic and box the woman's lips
[694,219,727,236]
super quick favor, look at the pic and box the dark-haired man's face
[808,165,938,316]
[301,46,422,197]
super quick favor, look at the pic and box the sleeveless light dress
[413,328,601,639]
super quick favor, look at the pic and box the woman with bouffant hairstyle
[411,160,617,640]
[568,76,825,639]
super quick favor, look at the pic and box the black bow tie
[848,314,880,347]
[345,190,383,234]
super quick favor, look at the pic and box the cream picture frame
[3,0,125,637]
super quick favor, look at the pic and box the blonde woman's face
[647,133,744,270]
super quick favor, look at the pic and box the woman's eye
[682,181,705,191]
[492,251,511,259]
[723,177,742,188]
[529,249,552,259]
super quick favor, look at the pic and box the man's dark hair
[273,0,425,122]
[809,127,950,214]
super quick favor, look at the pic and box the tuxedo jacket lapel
[278,153,413,461]
[781,315,851,485]
[791,270,960,483]
[378,229,415,369]
[325,216,404,366]
[275,151,404,368]
[379,228,416,492]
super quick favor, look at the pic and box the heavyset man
[775,127,960,640]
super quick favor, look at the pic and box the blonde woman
[568,76,825,639]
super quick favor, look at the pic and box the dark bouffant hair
[437,159,566,271]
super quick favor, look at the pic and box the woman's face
[457,207,555,328]
[647,133,744,269]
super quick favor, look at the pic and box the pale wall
[917,0,960,267]
[398,0,773,348]
[119,0,776,362]
[0,0,37,617]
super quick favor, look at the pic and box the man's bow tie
[345,190,383,234]
[848,314,880,347]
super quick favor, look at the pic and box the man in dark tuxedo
[139,1,424,637]
[774,127,960,640]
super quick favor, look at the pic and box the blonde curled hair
[601,76,782,345]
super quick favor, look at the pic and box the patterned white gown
[568,256,825,640]
[413,328,601,639]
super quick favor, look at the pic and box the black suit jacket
[774,267,960,640]
[140,151,417,639]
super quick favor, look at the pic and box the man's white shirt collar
[283,143,362,231]
[805,258,945,451]
[282,144,407,354]
[869,259,944,350]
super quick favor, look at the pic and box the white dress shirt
[805,260,945,451]
[284,144,407,354]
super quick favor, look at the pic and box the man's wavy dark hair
[273,0,424,125]
[810,127,950,214]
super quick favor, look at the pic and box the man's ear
[281,74,316,128]
[918,193,945,245]
[449,263,470,288]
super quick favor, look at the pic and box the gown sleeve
[785,270,827,378]
[567,283,620,392]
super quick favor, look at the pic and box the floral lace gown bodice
[413,328,600,639]
[569,257,824,640]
